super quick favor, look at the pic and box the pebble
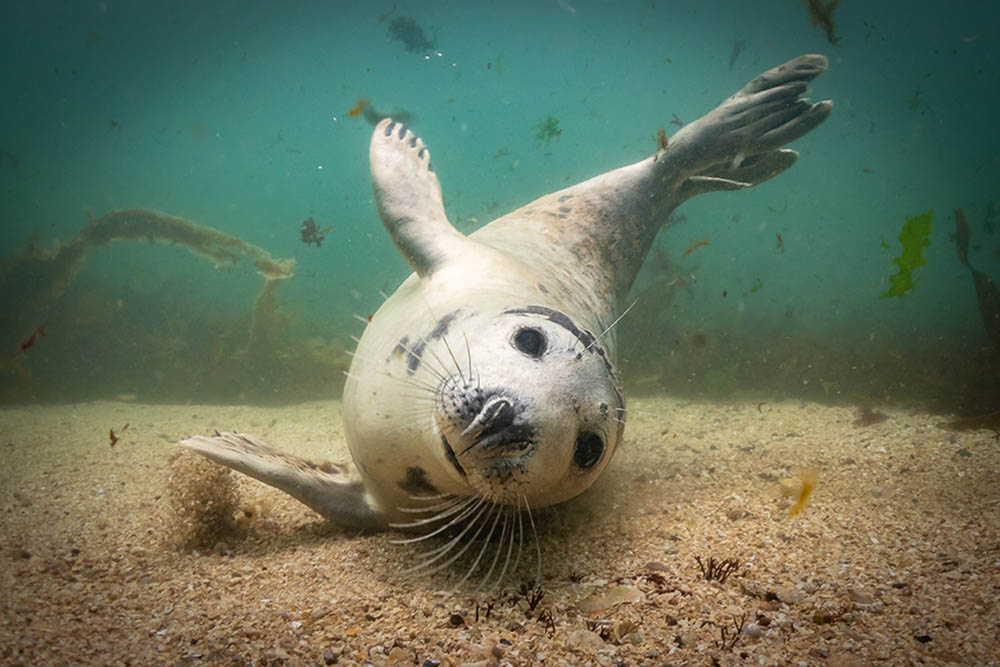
[743,622,763,638]
[776,586,805,604]
[848,588,875,605]
[578,584,643,614]
[566,629,605,650]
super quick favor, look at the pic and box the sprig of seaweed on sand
[694,555,742,583]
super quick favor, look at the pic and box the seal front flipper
[179,432,382,531]
[370,118,475,277]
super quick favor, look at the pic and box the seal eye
[512,327,546,358]
[573,431,604,469]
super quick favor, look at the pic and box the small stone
[491,644,505,659]
[871,485,885,498]
[578,584,643,614]
[566,629,605,650]
[644,561,669,572]
[743,622,763,638]
[776,586,805,604]
[388,646,410,662]
[448,613,465,627]
[848,588,875,605]
[323,649,336,665]
[311,607,331,620]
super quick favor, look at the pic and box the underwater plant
[882,209,933,298]
[387,16,434,53]
[535,115,562,145]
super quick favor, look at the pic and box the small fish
[787,468,819,517]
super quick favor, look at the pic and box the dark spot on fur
[558,194,573,202]
[537,284,549,294]
[392,335,411,361]
[407,339,426,373]
[558,206,572,213]
[429,311,458,339]
[397,466,439,496]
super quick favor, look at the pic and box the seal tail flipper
[179,432,382,531]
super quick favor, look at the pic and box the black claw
[384,121,396,136]
[417,147,426,158]
[428,161,434,172]
[409,136,417,147]
[397,124,407,139]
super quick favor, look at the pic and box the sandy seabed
[0,396,997,666]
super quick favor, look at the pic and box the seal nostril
[480,400,515,438]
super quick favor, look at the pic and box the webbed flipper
[369,119,474,277]
[669,53,833,196]
[179,431,382,530]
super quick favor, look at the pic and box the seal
[182,55,832,540]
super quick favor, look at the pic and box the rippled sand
[2,397,997,665]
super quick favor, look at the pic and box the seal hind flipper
[668,53,832,185]
[369,118,473,277]
[179,432,381,530]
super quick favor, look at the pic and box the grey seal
[182,55,832,542]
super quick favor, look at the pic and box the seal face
[181,54,832,537]
[428,306,624,508]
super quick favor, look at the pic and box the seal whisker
[483,501,516,591]
[403,499,492,574]
[523,494,542,585]
[389,495,477,533]
[588,298,638,351]
[438,333,467,385]
[397,493,460,509]
[452,500,505,590]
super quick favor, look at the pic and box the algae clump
[535,115,561,145]
[882,209,933,298]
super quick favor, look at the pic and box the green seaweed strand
[881,209,933,298]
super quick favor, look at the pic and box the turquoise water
[1,1,996,409]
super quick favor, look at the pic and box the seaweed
[387,16,434,53]
[535,115,561,145]
[694,555,742,583]
[882,209,933,298]
[804,0,840,44]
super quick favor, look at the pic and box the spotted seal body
[182,55,832,530]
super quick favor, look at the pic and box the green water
[1,1,996,413]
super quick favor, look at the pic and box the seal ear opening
[573,431,604,469]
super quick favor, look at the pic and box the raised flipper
[369,119,477,277]
[179,432,382,531]
[669,53,833,198]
